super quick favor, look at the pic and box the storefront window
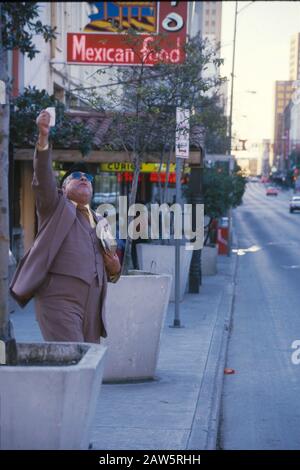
[92,172,119,211]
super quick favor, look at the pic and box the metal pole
[227,1,238,257]
[173,156,182,327]
[228,1,238,158]
[172,107,189,328]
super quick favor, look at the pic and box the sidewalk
[11,253,237,450]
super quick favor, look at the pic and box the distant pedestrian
[10,110,121,343]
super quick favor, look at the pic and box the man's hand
[102,250,121,276]
[36,110,50,148]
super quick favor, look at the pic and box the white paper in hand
[96,218,117,254]
[45,107,56,127]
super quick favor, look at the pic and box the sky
[220,0,300,147]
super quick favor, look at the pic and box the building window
[206,9,210,15]
[54,83,65,103]
[212,9,216,15]
[205,20,209,26]
[211,20,215,27]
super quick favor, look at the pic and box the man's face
[63,172,93,204]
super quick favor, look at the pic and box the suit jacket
[10,146,120,308]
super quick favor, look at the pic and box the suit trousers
[34,273,103,343]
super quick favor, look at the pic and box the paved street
[220,182,300,450]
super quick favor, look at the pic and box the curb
[186,231,238,450]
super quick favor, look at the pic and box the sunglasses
[68,171,94,183]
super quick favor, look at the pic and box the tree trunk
[188,154,204,293]
[0,22,18,364]
[121,153,141,275]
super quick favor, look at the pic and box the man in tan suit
[10,110,121,343]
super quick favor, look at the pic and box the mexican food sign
[67,1,188,66]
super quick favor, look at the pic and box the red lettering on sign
[67,2,188,66]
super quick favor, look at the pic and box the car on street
[266,186,278,196]
[289,195,300,213]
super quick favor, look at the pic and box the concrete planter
[202,245,218,276]
[103,272,172,382]
[0,342,107,450]
[136,244,192,301]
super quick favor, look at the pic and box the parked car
[289,196,300,213]
[266,186,278,196]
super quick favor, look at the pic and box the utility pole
[228,1,238,162]
[227,2,255,257]
[172,107,190,328]
[227,1,238,257]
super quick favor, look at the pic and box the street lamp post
[227,1,255,256]
[228,1,238,160]
[228,1,256,153]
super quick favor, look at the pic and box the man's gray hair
[62,175,72,189]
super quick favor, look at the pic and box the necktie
[77,204,91,226]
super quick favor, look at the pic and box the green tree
[201,165,246,244]
[0,3,56,364]
[196,95,229,154]
[10,86,94,156]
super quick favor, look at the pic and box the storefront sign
[117,171,177,184]
[67,1,188,66]
[150,172,176,184]
[176,107,190,159]
[0,80,6,104]
[100,162,177,173]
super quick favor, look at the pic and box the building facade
[23,3,114,105]
[290,32,300,81]
[289,33,300,157]
[290,100,300,154]
[188,1,203,38]
[261,139,271,176]
[188,0,222,47]
[272,80,295,171]
[201,1,222,49]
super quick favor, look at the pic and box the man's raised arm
[32,110,59,219]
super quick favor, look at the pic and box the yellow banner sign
[100,163,176,173]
